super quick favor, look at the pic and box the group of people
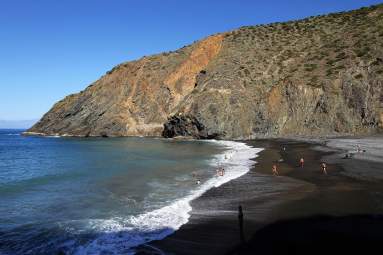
[192,167,226,185]
[344,144,366,159]
[273,143,369,176]
[272,157,327,176]
[273,146,328,176]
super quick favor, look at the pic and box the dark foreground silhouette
[228,214,383,255]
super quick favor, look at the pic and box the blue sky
[0,0,382,121]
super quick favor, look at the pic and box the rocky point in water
[28,4,383,139]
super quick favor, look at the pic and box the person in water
[299,157,305,168]
[196,179,201,185]
[216,167,225,176]
[321,162,327,175]
[272,164,279,176]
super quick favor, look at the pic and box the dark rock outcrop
[28,4,383,139]
[162,114,221,139]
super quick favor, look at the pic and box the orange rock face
[29,35,224,137]
[29,4,383,138]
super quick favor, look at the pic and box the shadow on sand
[228,214,383,255]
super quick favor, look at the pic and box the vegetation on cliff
[29,4,383,139]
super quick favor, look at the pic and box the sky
[0,0,382,121]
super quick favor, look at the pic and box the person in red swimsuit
[299,157,304,168]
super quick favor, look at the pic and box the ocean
[0,129,262,254]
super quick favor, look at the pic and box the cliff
[28,4,383,139]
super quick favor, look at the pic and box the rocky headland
[28,4,383,139]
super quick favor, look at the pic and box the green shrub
[354,47,370,57]
[326,58,339,66]
[335,52,347,60]
[304,63,318,71]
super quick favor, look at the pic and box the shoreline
[124,140,263,253]
[0,135,260,255]
[136,137,383,254]
[8,131,383,253]
[125,140,263,253]
[135,140,313,254]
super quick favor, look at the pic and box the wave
[70,140,263,254]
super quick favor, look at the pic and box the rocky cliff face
[29,4,383,139]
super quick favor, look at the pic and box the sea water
[0,129,262,254]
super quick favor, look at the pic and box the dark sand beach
[136,138,383,255]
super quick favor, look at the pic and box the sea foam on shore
[73,140,263,255]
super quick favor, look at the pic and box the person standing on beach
[238,205,245,244]
[299,157,304,168]
[272,164,279,176]
[321,162,327,175]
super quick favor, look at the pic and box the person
[321,162,327,175]
[238,205,245,244]
[356,145,361,153]
[217,168,224,177]
[272,164,279,176]
[196,179,201,185]
[299,157,305,168]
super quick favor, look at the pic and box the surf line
[74,140,263,254]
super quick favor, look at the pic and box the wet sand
[136,139,383,254]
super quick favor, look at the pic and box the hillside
[28,4,383,139]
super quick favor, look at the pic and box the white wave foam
[73,140,263,255]
[46,135,61,138]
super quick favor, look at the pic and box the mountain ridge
[28,4,383,139]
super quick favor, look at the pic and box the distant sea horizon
[0,119,38,129]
